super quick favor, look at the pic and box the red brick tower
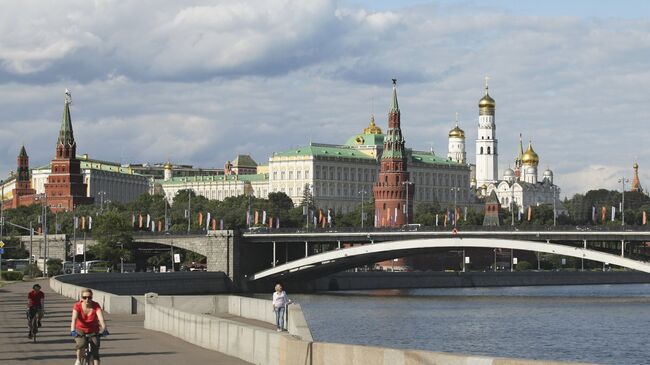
[10,145,36,208]
[43,89,93,212]
[373,79,414,227]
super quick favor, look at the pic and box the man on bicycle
[27,283,44,338]
[70,288,108,365]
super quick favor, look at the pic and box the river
[293,284,650,364]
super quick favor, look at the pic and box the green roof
[158,173,268,185]
[344,133,384,147]
[32,157,145,176]
[232,154,257,167]
[410,151,465,167]
[58,100,75,146]
[272,145,376,160]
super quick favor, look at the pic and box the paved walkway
[0,279,251,365]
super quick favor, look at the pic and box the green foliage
[22,264,42,278]
[88,211,134,267]
[1,271,24,281]
[515,260,532,271]
[1,236,29,259]
[46,258,63,276]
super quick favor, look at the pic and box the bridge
[19,229,650,287]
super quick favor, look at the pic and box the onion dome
[504,167,515,178]
[449,125,465,138]
[521,141,539,166]
[526,166,537,175]
[543,168,553,177]
[164,161,173,169]
[478,79,495,116]
[363,114,383,135]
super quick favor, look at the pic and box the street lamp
[618,177,629,228]
[98,191,107,213]
[450,187,460,227]
[358,189,367,228]
[35,194,48,276]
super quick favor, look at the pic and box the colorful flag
[262,211,267,225]
[269,217,273,228]
[198,212,203,226]
[464,207,467,221]
[327,209,332,225]
[254,211,259,225]
[206,212,211,230]
[211,218,216,230]
[74,216,79,230]
[435,214,439,226]
[518,208,522,221]
[611,206,616,221]
[643,211,647,225]
[88,216,92,230]
[132,213,135,227]
[146,214,151,228]
[81,216,86,230]
[220,219,224,230]
[276,217,280,229]
[443,213,448,227]
[246,210,251,226]
[139,214,143,228]
[151,221,155,232]
[601,206,606,224]
[158,220,162,232]
[527,206,532,221]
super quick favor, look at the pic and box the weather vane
[64,88,72,105]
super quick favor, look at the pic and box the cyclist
[27,283,44,338]
[70,288,108,365]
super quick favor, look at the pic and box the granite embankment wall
[144,294,593,365]
[309,270,650,291]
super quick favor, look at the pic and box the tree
[88,211,134,267]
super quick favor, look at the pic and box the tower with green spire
[44,89,93,212]
[10,144,36,208]
[373,79,414,227]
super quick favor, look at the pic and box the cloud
[0,1,649,199]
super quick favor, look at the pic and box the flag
[254,211,259,225]
[394,207,398,225]
[276,217,280,229]
[319,209,323,224]
[527,206,532,221]
[464,207,467,221]
[139,214,143,228]
[220,219,224,230]
[198,212,203,226]
[601,206,606,224]
[313,215,317,227]
[74,216,79,230]
[206,212,211,230]
[591,206,596,222]
[643,211,647,225]
[132,213,135,227]
[81,216,86,230]
[435,214,439,226]
[88,216,92,230]
[518,209,522,221]
[322,215,326,228]
[443,213,448,227]
[262,211,267,225]
[611,206,616,221]
[327,209,332,225]
[151,221,155,232]
[146,214,151,228]
[158,220,162,232]
[246,210,251,226]
[269,217,273,228]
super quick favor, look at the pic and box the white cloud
[0,1,649,198]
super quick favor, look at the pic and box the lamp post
[98,191,107,213]
[187,189,192,234]
[450,187,460,227]
[510,183,515,226]
[618,177,629,228]
[552,186,558,227]
[35,194,48,276]
[0,180,4,273]
[359,189,367,228]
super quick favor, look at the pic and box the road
[0,279,251,365]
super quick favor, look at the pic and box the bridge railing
[243,225,650,234]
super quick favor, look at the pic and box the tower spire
[389,78,399,113]
[631,162,643,193]
[58,89,76,147]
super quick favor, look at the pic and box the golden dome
[363,114,383,135]
[478,77,495,115]
[164,161,173,169]
[521,142,539,166]
[449,125,465,138]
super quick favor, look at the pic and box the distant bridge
[250,237,650,282]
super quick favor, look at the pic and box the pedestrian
[271,283,292,332]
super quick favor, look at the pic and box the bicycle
[26,307,39,342]
[72,331,108,365]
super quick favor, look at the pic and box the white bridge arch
[250,238,650,281]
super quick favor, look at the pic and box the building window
[487,146,491,154]
[480,147,484,154]
[281,171,285,180]
[273,172,277,180]
[305,170,310,179]
[297,171,302,179]
[289,171,293,180]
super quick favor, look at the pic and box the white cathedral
[447,80,563,214]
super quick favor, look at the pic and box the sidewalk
[0,279,251,365]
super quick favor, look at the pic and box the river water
[293,284,650,365]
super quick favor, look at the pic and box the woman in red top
[70,288,108,365]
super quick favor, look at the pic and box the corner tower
[373,79,414,226]
[11,145,36,208]
[475,77,498,188]
[43,89,93,212]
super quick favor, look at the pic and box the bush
[22,264,42,278]
[515,261,532,271]
[1,271,24,281]
[47,259,63,276]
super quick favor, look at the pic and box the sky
[1,0,649,198]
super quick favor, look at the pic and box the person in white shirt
[271,284,292,331]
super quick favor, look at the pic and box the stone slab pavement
[0,279,252,365]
